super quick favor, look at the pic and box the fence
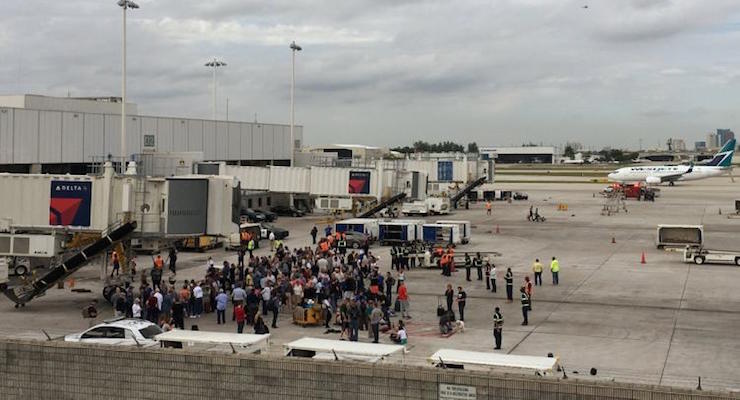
[0,339,736,400]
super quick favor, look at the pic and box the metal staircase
[450,176,486,208]
[358,192,407,218]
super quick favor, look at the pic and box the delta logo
[49,180,92,227]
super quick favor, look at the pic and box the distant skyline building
[668,138,686,152]
[717,129,735,147]
[706,132,719,149]
[694,141,706,151]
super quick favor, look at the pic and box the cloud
[142,18,394,46]
[3,0,740,149]
[584,1,740,42]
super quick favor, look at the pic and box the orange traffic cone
[640,252,646,264]
[611,237,616,244]
[496,225,500,234]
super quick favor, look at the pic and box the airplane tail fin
[706,138,736,167]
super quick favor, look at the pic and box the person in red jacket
[397,281,410,319]
[234,304,246,333]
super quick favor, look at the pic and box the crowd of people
[108,220,562,351]
[109,227,413,345]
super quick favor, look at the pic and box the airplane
[607,138,736,186]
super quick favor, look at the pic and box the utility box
[0,234,63,258]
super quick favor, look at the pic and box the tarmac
[1,177,739,392]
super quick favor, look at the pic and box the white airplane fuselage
[607,165,727,184]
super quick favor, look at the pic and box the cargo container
[335,219,379,239]
[656,225,704,248]
[378,220,424,245]
[435,220,471,244]
[422,224,461,245]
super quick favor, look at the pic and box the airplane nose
[607,173,616,180]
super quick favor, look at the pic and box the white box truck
[402,198,450,216]
[436,220,471,244]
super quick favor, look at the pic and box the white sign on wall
[439,383,477,400]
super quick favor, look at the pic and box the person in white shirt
[193,283,204,318]
[261,285,272,316]
[269,231,276,251]
[132,299,142,319]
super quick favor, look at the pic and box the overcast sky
[2,0,740,149]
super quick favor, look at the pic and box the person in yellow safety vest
[550,257,560,285]
[247,238,255,258]
[154,254,164,270]
[485,201,492,216]
[532,258,543,286]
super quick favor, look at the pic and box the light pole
[205,58,227,120]
[117,0,139,165]
[290,41,302,166]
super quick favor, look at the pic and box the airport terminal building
[479,146,555,164]
[0,94,303,174]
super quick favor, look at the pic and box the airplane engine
[645,176,661,185]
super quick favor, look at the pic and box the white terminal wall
[0,107,302,164]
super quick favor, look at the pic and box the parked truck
[683,246,740,266]
[656,225,704,248]
[401,198,450,216]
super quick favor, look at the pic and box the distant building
[479,146,555,164]
[667,138,686,152]
[694,141,706,151]
[0,94,303,174]
[717,129,735,147]
[300,144,391,167]
[706,132,719,149]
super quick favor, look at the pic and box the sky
[2,0,740,150]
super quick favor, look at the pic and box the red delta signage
[49,181,92,227]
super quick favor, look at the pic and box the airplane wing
[646,166,691,184]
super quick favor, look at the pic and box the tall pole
[212,64,217,120]
[118,0,138,164]
[121,4,127,163]
[290,47,296,166]
[289,41,302,167]
[205,58,226,121]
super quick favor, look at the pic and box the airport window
[267,197,272,206]
[248,199,252,208]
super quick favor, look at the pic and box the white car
[64,318,162,347]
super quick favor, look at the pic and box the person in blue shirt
[215,289,229,325]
